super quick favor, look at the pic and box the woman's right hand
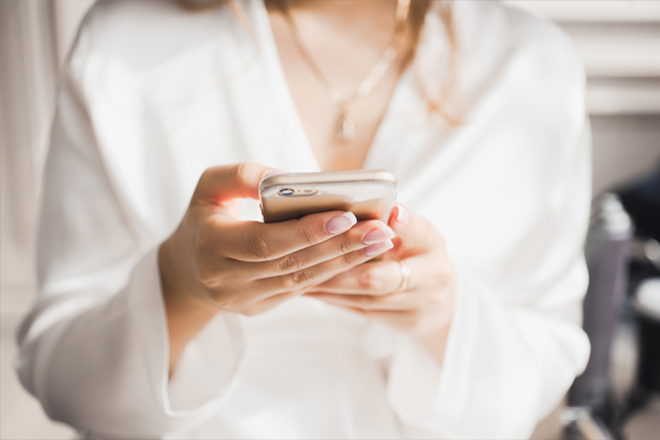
[159,163,395,372]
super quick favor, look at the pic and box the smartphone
[260,170,398,223]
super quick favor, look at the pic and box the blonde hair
[420,1,460,125]
[180,0,458,123]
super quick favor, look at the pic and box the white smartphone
[259,170,398,223]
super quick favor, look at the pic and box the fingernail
[363,226,395,245]
[364,240,394,256]
[262,169,286,179]
[325,212,357,234]
[396,205,410,225]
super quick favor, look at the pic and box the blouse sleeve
[14,30,243,439]
[376,7,593,438]
[388,128,589,438]
[385,123,591,439]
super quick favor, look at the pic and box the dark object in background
[615,278,660,436]
[619,161,660,295]
[610,163,660,437]
[618,162,660,243]
[570,194,633,411]
[634,279,660,393]
[617,162,660,395]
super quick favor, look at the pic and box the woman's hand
[304,205,456,363]
[159,163,395,373]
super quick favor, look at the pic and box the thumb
[193,163,283,207]
[388,204,437,256]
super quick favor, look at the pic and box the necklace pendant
[335,110,355,142]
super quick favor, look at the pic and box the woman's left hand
[304,204,456,362]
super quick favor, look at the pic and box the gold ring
[395,259,411,293]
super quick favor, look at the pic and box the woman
[16,0,591,438]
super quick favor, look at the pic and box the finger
[196,216,381,286]
[248,239,395,301]
[304,291,415,311]
[193,163,281,207]
[211,211,378,262]
[230,222,396,279]
[388,204,441,255]
[311,255,426,295]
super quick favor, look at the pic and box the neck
[268,0,399,36]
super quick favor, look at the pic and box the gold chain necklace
[281,0,411,142]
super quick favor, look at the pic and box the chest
[267,11,411,171]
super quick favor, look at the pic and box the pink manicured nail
[363,226,395,245]
[325,212,357,234]
[396,205,410,225]
[364,240,394,256]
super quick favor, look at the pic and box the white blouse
[16,1,591,438]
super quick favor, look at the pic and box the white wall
[507,0,660,195]
[0,0,93,314]
[0,2,92,438]
[591,115,660,196]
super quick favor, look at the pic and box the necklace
[281,0,411,142]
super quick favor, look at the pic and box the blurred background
[1,1,659,438]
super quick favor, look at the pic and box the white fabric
[16,1,591,438]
